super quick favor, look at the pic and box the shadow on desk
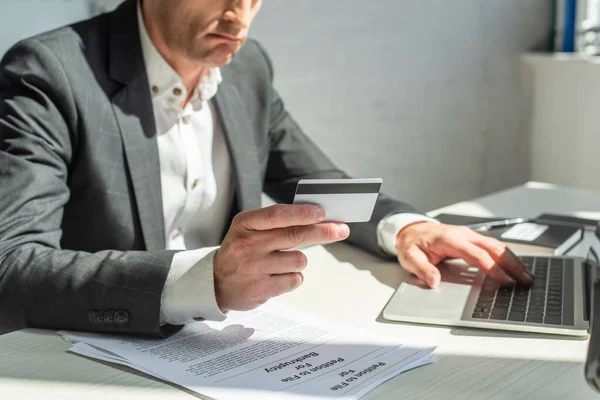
[366,351,589,400]
[325,242,407,290]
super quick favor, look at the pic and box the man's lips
[207,32,243,43]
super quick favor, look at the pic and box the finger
[260,250,308,275]
[439,239,518,286]
[233,204,326,232]
[471,235,534,285]
[399,247,441,288]
[269,272,304,297]
[405,274,430,289]
[253,222,350,252]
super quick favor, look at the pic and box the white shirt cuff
[160,247,227,325]
[377,213,439,256]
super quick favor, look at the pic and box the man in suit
[0,0,532,336]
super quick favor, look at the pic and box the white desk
[1,182,599,399]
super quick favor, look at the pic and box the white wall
[0,0,90,57]
[251,0,552,211]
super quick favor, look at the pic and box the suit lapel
[108,0,165,251]
[214,83,262,212]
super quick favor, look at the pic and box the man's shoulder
[32,13,108,53]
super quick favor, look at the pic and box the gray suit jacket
[0,0,420,336]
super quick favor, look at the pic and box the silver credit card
[293,178,382,223]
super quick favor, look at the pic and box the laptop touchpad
[390,260,483,321]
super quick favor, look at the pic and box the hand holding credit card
[293,178,382,223]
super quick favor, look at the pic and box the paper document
[60,302,435,399]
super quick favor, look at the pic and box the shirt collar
[136,2,222,106]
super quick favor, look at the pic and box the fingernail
[522,271,534,283]
[336,224,350,238]
[315,207,326,221]
[426,271,439,288]
[527,270,535,279]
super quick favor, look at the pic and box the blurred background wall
[0,0,90,57]
[0,0,552,211]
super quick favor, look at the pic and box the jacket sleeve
[0,39,180,337]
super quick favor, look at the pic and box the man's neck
[141,3,206,106]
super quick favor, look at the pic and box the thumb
[398,247,441,288]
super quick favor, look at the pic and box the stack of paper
[59,302,435,400]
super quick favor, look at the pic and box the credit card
[293,178,382,223]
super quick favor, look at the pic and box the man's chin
[206,54,234,68]
[202,44,239,67]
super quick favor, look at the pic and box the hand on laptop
[395,222,534,288]
[213,204,350,313]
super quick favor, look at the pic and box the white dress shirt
[136,4,436,326]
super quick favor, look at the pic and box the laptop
[383,252,599,337]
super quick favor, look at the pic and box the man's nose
[223,0,253,28]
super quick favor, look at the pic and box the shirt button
[173,229,182,239]
[173,87,182,97]
[191,179,200,190]
[194,317,206,322]
[152,85,159,94]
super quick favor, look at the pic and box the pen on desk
[467,217,529,232]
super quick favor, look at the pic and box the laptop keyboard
[471,257,575,326]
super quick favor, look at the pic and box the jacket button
[95,311,106,324]
[104,311,115,324]
[115,310,129,325]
